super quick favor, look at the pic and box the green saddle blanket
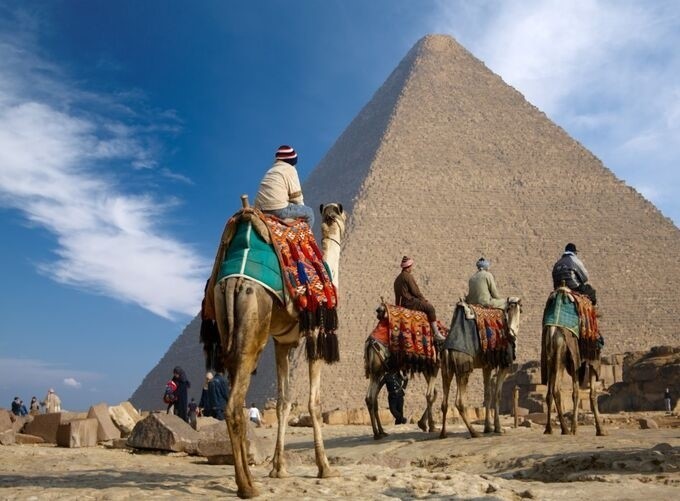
[543,291,579,337]
[217,221,284,300]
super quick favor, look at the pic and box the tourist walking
[172,366,191,423]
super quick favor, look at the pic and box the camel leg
[590,369,607,436]
[571,364,580,435]
[455,371,479,438]
[482,366,493,434]
[544,328,555,435]
[418,374,437,433]
[308,357,338,478]
[440,355,454,439]
[553,353,570,435]
[269,342,293,478]
[366,375,386,440]
[493,368,507,433]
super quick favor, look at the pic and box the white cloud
[432,0,680,225]
[0,358,100,390]
[0,28,208,318]
[63,377,82,389]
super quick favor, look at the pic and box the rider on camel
[552,243,597,305]
[466,257,507,309]
[254,145,315,226]
[394,256,445,342]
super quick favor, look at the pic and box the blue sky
[1,0,678,411]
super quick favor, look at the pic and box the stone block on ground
[0,409,13,432]
[197,421,265,465]
[87,403,121,442]
[639,418,659,430]
[526,412,548,425]
[323,409,348,425]
[11,415,31,433]
[196,416,221,431]
[127,412,201,452]
[514,407,529,417]
[15,433,44,445]
[290,414,313,427]
[108,404,138,436]
[23,413,64,444]
[0,429,16,445]
[262,408,277,425]
[57,418,99,448]
[347,408,370,425]
[119,401,142,423]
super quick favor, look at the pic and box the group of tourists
[11,390,61,416]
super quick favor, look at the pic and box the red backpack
[163,380,178,404]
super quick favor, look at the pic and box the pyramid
[132,35,680,412]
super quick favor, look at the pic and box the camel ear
[338,203,343,214]
[319,204,324,215]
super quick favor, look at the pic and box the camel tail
[364,338,372,379]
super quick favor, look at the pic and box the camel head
[319,203,346,238]
[506,297,522,339]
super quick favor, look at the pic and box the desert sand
[1,413,678,500]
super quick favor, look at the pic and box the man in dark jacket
[209,372,229,421]
[394,256,445,341]
[384,372,408,425]
[172,366,191,423]
[552,243,597,305]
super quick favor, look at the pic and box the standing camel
[542,325,606,436]
[211,203,345,498]
[439,299,521,438]
[364,329,438,439]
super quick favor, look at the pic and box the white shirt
[248,407,261,420]
[254,160,304,210]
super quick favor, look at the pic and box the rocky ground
[1,412,678,500]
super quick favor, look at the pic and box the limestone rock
[87,403,121,442]
[196,421,265,465]
[195,416,221,431]
[323,409,348,425]
[56,418,99,448]
[127,412,200,452]
[108,404,138,436]
[15,433,44,445]
[23,413,64,444]
[0,409,13,433]
[0,429,16,445]
[261,408,277,425]
[639,418,659,430]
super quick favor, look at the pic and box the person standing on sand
[172,366,191,423]
[188,398,198,429]
[248,403,263,427]
[664,388,672,413]
[43,389,61,413]
[29,396,40,416]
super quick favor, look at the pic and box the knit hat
[565,243,578,253]
[476,257,490,270]
[275,145,297,161]
[401,256,414,268]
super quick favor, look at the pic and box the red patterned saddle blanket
[468,304,509,353]
[260,213,338,333]
[571,291,600,361]
[369,304,443,375]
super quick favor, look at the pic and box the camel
[212,202,345,499]
[364,306,438,440]
[439,299,521,438]
[542,325,606,436]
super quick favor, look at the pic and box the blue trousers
[265,203,315,226]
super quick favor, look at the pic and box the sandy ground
[1,415,678,500]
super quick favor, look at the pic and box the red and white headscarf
[275,145,297,160]
[401,256,414,268]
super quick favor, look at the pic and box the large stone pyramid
[131,34,680,412]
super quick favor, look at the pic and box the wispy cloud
[432,0,680,225]
[0,15,208,318]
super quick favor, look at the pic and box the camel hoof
[439,432,447,440]
[483,427,493,434]
[597,429,608,437]
[544,428,553,435]
[470,431,482,438]
[237,486,260,499]
[374,432,388,440]
[494,428,505,435]
[417,421,427,432]
[318,467,340,479]
[269,468,289,479]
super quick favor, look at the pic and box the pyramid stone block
[127,412,200,452]
[23,413,64,444]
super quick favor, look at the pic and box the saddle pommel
[240,194,250,208]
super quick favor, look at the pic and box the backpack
[163,379,178,404]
